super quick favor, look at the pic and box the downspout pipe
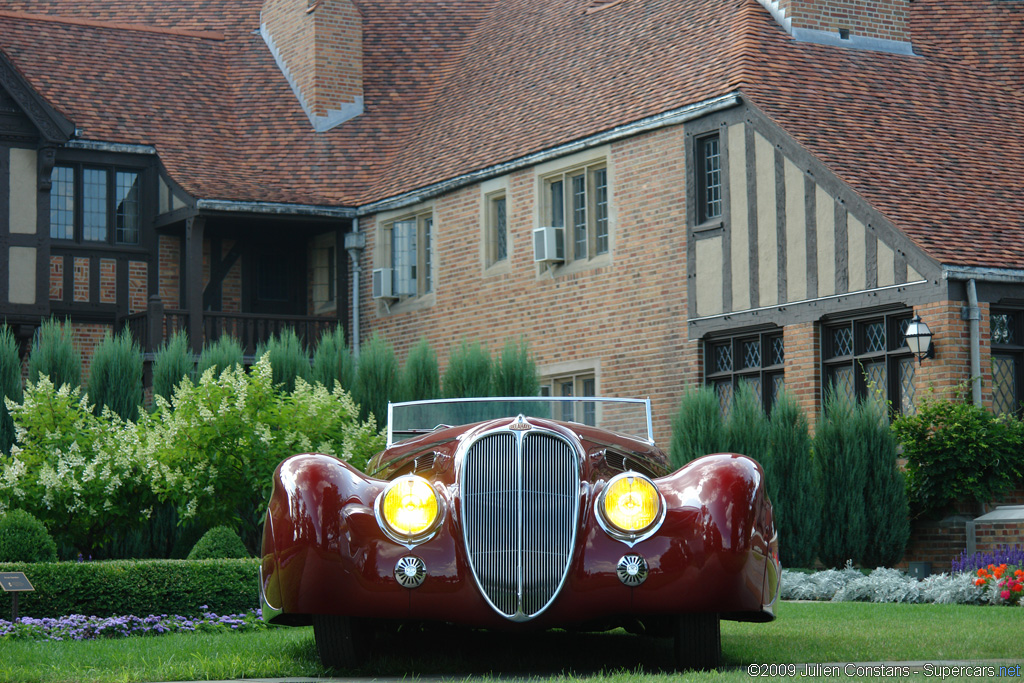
[965,279,982,407]
[344,220,365,357]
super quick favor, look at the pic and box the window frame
[821,310,917,415]
[540,159,610,266]
[382,208,434,303]
[50,162,144,247]
[990,308,1024,416]
[540,372,597,426]
[695,132,723,225]
[485,191,508,267]
[704,329,785,416]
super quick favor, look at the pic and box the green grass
[1,602,1020,683]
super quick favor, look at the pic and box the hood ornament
[509,414,532,431]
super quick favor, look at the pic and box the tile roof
[0,0,1022,269]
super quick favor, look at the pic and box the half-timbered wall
[685,104,944,338]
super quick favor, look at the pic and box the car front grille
[461,429,579,621]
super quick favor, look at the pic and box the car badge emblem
[509,414,532,431]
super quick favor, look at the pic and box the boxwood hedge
[0,559,258,619]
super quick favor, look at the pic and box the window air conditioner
[372,268,395,299]
[533,226,565,263]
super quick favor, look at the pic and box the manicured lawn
[1,602,1020,683]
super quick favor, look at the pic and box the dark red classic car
[260,397,779,670]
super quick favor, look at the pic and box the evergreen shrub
[858,399,910,568]
[0,324,23,455]
[353,332,398,427]
[767,391,820,569]
[311,325,354,393]
[669,385,727,468]
[0,510,58,563]
[87,328,142,421]
[492,337,539,397]
[443,338,492,398]
[0,559,258,619]
[152,331,193,402]
[814,392,868,568]
[195,335,244,379]
[255,329,310,393]
[400,337,440,401]
[27,317,80,390]
[187,526,249,560]
[725,382,769,464]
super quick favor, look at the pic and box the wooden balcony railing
[122,296,340,357]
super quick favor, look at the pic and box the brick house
[1,0,1023,464]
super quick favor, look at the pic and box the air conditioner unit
[372,268,395,299]
[533,226,565,263]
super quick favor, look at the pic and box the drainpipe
[965,279,982,407]
[344,220,365,357]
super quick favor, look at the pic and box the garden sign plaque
[1,572,35,621]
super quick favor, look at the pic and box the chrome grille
[462,429,579,620]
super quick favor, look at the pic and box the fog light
[395,556,426,588]
[617,554,648,586]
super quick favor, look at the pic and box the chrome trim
[595,471,666,547]
[387,396,654,447]
[616,554,649,586]
[394,556,427,588]
[374,474,446,549]
[258,565,283,622]
[460,425,581,622]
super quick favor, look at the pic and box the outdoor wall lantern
[904,315,935,364]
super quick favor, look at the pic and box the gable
[686,103,943,338]
[0,50,74,144]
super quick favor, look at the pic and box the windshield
[387,397,653,447]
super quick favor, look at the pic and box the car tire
[312,614,369,670]
[673,612,721,671]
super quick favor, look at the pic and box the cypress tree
[815,391,868,568]
[152,331,194,402]
[195,335,244,380]
[859,399,910,567]
[726,382,770,463]
[492,337,540,397]
[311,325,354,393]
[400,337,441,402]
[255,329,310,393]
[669,385,728,468]
[0,324,23,454]
[767,391,820,569]
[442,338,492,398]
[353,332,398,427]
[87,328,143,421]
[27,317,80,390]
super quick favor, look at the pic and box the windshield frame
[386,396,654,447]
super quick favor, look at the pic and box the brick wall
[784,321,820,429]
[71,322,114,384]
[975,521,1024,555]
[361,127,697,444]
[778,0,909,43]
[261,0,363,117]
[159,234,181,308]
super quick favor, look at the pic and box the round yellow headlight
[381,477,439,537]
[603,475,660,533]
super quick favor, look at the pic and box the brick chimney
[261,0,364,132]
[756,0,913,55]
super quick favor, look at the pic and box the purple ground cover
[0,606,267,641]
[951,545,1024,574]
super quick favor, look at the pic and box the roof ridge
[0,10,225,41]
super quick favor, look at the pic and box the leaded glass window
[705,329,785,415]
[822,311,916,415]
[48,163,146,245]
[387,211,433,300]
[594,168,609,255]
[991,310,1023,416]
[543,161,609,265]
[697,134,721,223]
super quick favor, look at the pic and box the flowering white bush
[138,356,384,550]
[0,356,385,557]
[0,378,160,555]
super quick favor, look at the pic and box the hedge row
[0,559,259,619]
